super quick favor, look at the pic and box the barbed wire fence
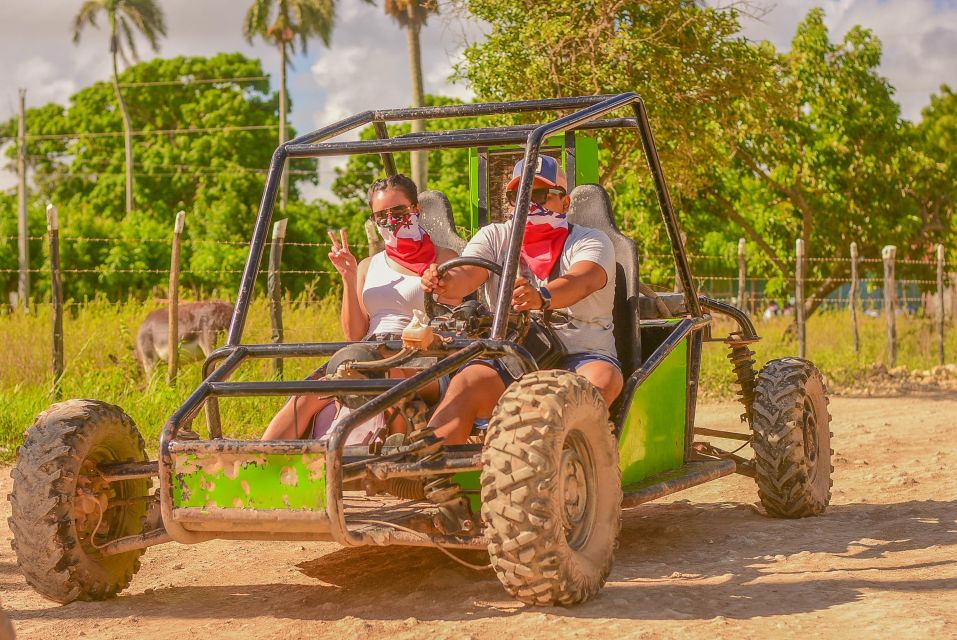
[3,203,955,391]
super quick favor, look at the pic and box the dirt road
[2,394,955,640]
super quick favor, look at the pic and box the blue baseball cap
[506,155,562,191]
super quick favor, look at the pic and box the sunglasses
[505,187,567,207]
[371,204,416,227]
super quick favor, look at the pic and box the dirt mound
[831,362,957,395]
[2,395,956,639]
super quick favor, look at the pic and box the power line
[116,76,269,88]
[14,123,280,143]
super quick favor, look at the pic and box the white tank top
[361,252,425,337]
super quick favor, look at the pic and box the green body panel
[171,452,327,511]
[617,338,688,485]
[468,134,600,234]
[453,470,482,511]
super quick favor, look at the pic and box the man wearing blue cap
[421,156,622,444]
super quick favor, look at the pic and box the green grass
[1,299,952,460]
[700,311,957,399]
[0,296,342,459]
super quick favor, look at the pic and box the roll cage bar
[228,93,701,346]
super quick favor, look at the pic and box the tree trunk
[279,42,289,211]
[111,33,134,214]
[407,3,428,191]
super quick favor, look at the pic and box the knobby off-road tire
[9,400,150,603]
[481,370,622,606]
[750,358,833,518]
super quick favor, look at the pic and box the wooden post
[167,210,186,384]
[850,242,860,356]
[882,245,897,368]
[796,239,806,358]
[364,218,384,256]
[47,204,63,399]
[269,218,288,378]
[952,273,957,323]
[737,238,747,311]
[937,244,946,366]
[17,89,30,309]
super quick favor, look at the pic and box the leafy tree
[72,0,168,214]
[914,85,957,246]
[383,0,439,190]
[243,0,336,210]
[0,54,351,300]
[711,9,929,314]
[454,0,781,284]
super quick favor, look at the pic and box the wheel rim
[559,430,596,550]
[74,446,135,555]
[802,397,819,481]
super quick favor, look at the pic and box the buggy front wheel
[480,370,621,606]
[750,358,833,517]
[8,400,150,603]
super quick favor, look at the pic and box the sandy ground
[1,394,956,640]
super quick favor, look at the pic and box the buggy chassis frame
[144,93,758,551]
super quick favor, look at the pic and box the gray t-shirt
[463,222,617,359]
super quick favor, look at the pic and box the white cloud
[304,2,484,200]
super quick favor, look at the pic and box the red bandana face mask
[519,202,570,281]
[376,209,436,276]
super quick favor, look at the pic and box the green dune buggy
[9,94,832,607]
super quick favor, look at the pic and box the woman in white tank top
[262,175,458,440]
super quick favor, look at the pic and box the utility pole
[17,88,30,309]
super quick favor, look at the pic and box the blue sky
[0,1,955,196]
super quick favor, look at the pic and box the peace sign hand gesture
[327,229,358,284]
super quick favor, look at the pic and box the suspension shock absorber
[727,335,757,423]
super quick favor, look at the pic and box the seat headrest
[418,190,466,253]
[567,184,618,233]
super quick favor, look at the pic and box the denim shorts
[466,352,621,388]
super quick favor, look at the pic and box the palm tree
[244,0,336,210]
[384,0,437,191]
[73,0,167,214]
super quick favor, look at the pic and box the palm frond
[243,0,274,44]
[72,0,105,44]
[118,15,140,63]
[121,0,167,52]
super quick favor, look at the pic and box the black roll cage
[155,93,763,548]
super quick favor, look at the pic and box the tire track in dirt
[1,394,955,640]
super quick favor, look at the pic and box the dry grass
[700,310,957,398]
[1,299,953,459]
[0,296,341,458]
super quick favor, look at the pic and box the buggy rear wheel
[750,358,832,517]
[8,400,150,603]
[481,370,621,606]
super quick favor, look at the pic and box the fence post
[952,273,957,323]
[269,218,288,378]
[938,244,946,366]
[47,204,63,399]
[737,238,747,312]
[17,89,30,310]
[364,219,384,256]
[850,241,860,356]
[882,245,897,369]
[796,239,806,358]
[167,210,186,384]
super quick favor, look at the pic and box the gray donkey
[135,301,234,377]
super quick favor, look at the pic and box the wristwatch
[538,286,553,311]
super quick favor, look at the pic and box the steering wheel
[424,256,504,320]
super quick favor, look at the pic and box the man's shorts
[465,352,622,388]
